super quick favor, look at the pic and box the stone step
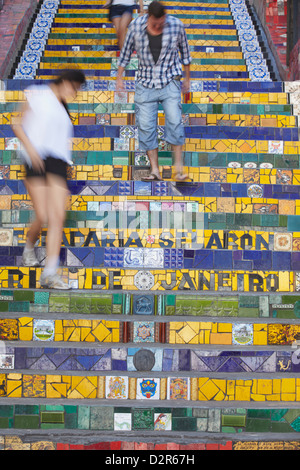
[1,153,299,169]
[1,78,286,92]
[1,246,300,272]
[2,124,298,141]
[0,289,298,318]
[0,266,295,292]
[1,315,300,345]
[2,112,297,129]
[3,346,299,373]
[2,227,299,251]
[0,406,298,439]
[0,210,297,232]
[0,372,300,403]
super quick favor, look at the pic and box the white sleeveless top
[21,85,73,166]
[111,0,135,6]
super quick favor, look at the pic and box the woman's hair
[52,70,86,119]
[52,69,86,87]
[148,1,165,18]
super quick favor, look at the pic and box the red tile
[219,442,233,451]
[57,443,70,450]
[134,442,148,450]
[166,443,180,450]
[110,441,122,450]
[85,442,111,450]
[121,441,135,450]
[206,444,219,450]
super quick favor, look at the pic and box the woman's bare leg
[118,13,132,49]
[43,173,69,276]
[112,17,122,49]
[24,177,47,246]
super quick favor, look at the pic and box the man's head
[147,1,166,34]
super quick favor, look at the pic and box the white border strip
[229,0,271,81]
[14,0,60,79]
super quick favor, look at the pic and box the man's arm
[138,0,144,15]
[178,22,192,94]
[182,64,190,95]
[116,24,135,91]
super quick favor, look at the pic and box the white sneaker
[40,272,71,290]
[22,248,39,267]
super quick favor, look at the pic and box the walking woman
[12,69,86,289]
[104,0,144,50]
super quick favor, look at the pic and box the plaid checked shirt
[118,14,192,89]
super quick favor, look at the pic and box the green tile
[41,423,65,429]
[0,302,9,312]
[132,408,154,430]
[78,406,90,430]
[172,417,197,432]
[8,301,30,312]
[13,291,34,302]
[90,407,113,430]
[14,415,40,429]
[90,295,112,314]
[41,412,64,423]
[34,291,50,304]
[222,415,246,427]
[245,418,271,432]
[70,294,91,314]
[0,417,10,428]
[49,294,70,313]
[14,405,39,415]
[65,413,78,429]
[0,406,13,417]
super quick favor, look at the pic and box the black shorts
[109,4,135,21]
[25,156,69,181]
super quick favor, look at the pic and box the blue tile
[213,251,233,269]
[273,251,291,270]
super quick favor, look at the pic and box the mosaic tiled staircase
[0,0,300,451]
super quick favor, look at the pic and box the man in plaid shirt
[116,0,191,181]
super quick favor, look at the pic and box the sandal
[141,173,163,181]
[175,173,189,181]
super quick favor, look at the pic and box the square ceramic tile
[133,321,155,343]
[124,248,144,267]
[143,248,164,268]
[167,377,190,400]
[114,413,132,431]
[274,233,292,251]
[136,378,160,400]
[105,376,128,399]
[133,294,154,315]
[232,323,253,345]
[0,229,13,246]
[268,141,284,154]
[33,319,55,341]
[0,354,14,369]
[154,413,172,430]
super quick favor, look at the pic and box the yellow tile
[257,379,273,395]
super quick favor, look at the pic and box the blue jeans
[134,80,185,151]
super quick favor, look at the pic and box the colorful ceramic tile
[136,378,160,400]
[167,377,190,400]
[105,376,128,400]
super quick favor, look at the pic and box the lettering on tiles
[7,228,281,251]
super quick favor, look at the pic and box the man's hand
[116,77,125,92]
[181,78,190,95]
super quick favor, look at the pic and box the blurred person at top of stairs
[103,0,145,50]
